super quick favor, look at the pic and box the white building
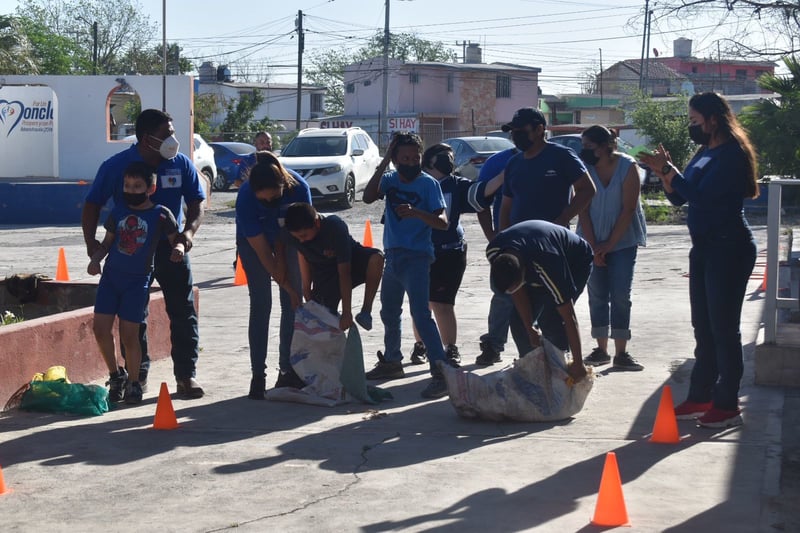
[195,62,327,132]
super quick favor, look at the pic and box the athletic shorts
[312,245,383,313]
[429,244,467,305]
[94,269,152,323]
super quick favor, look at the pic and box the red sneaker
[674,400,712,420]
[697,407,742,428]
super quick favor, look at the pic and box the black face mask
[579,148,600,166]
[688,124,711,145]
[397,163,421,180]
[124,192,148,207]
[259,198,281,209]
[511,130,533,151]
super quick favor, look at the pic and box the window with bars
[409,71,420,84]
[311,93,323,113]
[496,75,510,98]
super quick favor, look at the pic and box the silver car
[442,136,515,180]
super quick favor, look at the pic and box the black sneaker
[409,342,427,365]
[475,342,501,366]
[274,369,305,389]
[248,375,266,399]
[420,374,448,399]
[138,368,149,393]
[613,352,644,371]
[445,344,461,367]
[365,351,405,380]
[584,347,611,367]
[107,367,128,403]
[124,381,143,405]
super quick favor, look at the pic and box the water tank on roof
[674,38,693,58]
[198,61,217,83]
[217,65,232,82]
[466,43,482,64]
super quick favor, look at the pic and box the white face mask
[152,134,180,159]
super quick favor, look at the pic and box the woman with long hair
[235,151,311,399]
[639,92,759,428]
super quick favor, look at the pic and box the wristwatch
[661,163,673,175]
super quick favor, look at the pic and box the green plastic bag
[20,380,109,416]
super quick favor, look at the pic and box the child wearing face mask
[575,125,647,372]
[88,162,184,405]
[362,132,455,399]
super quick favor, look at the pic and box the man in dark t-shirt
[487,219,593,382]
[282,202,384,331]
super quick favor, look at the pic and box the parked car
[122,134,218,191]
[279,127,381,208]
[192,134,218,188]
[208,141,256,191]
[441,136,515,180]
[548,133,659,189]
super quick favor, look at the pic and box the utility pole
[456,40,468,63]
[161,0,166,111]
[381,1,390,150]
[296,10,304,131]
[643,9,653,95]
[639,0,650,91]
[91,22,98,75]
[599,48,603,106]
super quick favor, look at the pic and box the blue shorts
[94,269,152,323]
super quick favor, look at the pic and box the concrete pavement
[0,214,795,532]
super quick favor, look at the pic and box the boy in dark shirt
[282,202,384,332]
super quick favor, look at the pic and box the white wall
[0,75,193,180]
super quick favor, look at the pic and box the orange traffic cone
[362,219,373,248]
[233,255,247,286]
[0,464,11,495]
[591,452,630,527]
[152,382,179,430]
[55,247,70,281]
[760,268,767,292]
[650,385,680,444]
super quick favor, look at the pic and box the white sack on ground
[441,339,594,422]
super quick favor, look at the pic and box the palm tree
[741,56,800,178]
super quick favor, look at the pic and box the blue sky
[2,0,787,94]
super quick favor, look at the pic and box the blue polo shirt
[502,142,586,225]
[235,170,312,246]
[86,144,206,229]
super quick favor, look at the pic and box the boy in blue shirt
[88,162,183,404]
[363,132,451,399]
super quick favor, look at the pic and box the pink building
[340,46,541,144]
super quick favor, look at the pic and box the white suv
[279,127,381,208]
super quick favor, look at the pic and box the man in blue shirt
[486,107,595,363]
[487,220,592,383]
[82,109,207,399]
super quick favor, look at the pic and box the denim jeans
[686,228,756,411]
[587,245,638,340]
[380,248,445,375]
[131,239,200,380]
[238,237,301,377]
[479,283,512,352]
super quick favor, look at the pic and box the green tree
[627,92,695,169]
[194,93,220,140]
[306,32,457,116]
[116,42,193,75]
[0,15,38,74]
[15,14,84,74]
[17,0,156,74]
[219,90,271,142]
[740,56,800,178]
